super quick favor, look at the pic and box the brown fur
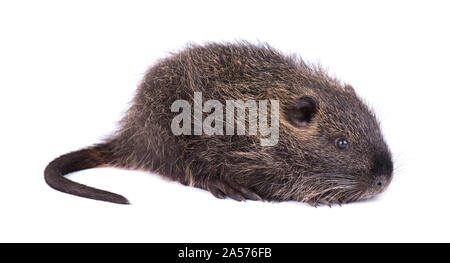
[44,41,393,205]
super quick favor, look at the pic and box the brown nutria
[44,41,393,206]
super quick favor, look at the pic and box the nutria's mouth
[306,189,366,206]
[303,172,392,206]
[298,173,369,206]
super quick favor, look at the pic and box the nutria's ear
[344,84,356,94]
[288,96,318,127]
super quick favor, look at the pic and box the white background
[1,0,449,242]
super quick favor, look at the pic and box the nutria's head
[276,71,393,205]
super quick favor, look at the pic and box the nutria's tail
[44,143,129,204]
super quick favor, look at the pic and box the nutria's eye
[335,138,350,151]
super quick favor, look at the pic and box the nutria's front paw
[205,177,263,202]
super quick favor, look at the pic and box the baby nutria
[44,42,393,206]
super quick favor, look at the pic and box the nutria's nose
[372,174,391,194]
[370,151,393,195]
[371,152,393,176]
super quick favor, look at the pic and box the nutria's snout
[365,151,394,199]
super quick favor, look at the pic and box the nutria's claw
[206,178,263,202]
